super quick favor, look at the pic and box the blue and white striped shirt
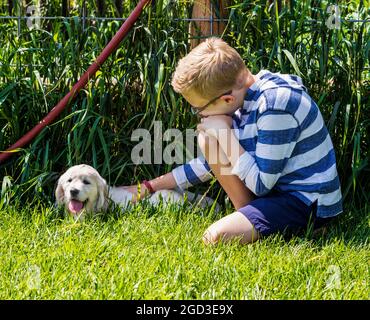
[172,70,343,218]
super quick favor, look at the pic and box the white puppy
[55,164,218,219]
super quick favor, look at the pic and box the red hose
[0,0,151,164]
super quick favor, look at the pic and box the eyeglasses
[190,90,232,117]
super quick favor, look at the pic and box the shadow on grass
[285,203,370,247]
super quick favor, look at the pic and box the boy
[123,37,343,245]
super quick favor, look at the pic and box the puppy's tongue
[68,200,84,213]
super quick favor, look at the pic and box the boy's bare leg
[197,131,254,210]
[202,211,260,245]
[198,131,260,244]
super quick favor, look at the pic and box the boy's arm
[121,172,178,200]
[148,171,178,191]
[171,155,213,190]
[123,156,212,201]
[220,110,300,196]
[145,156,212,192]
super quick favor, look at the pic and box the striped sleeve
[231,110,300,196]
[171,155,213,190]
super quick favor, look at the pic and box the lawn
[0,201,368,299]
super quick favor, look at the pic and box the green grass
[0,202,368,299]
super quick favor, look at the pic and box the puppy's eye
[67,178,72,183]
[83,180,90,185]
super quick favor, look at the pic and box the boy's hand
[197,115,233,138]
[121,184,149,203]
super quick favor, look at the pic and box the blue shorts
[238,189,333,237]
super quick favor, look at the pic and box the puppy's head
[55,164,108,218]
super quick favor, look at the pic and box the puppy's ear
[55,175,65,205]
[95,174,108,211]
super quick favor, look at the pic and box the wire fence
[1,0,369,35]
[0,0,369,69]
[1,1,231,35]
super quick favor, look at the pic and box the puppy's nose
[70,189,79,197]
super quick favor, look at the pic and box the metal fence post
[17,0,21,36]
[82,0,86,32]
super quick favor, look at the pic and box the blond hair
[171,37,247,99]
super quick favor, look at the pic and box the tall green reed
[0,0,368,209]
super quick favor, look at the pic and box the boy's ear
[221,94,235,105]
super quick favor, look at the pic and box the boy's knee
[202,224,224,245]
[197,131,216,153]
[202,212,260,245]
[198,131,229,166]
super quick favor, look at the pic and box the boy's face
[182,89,242,118]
